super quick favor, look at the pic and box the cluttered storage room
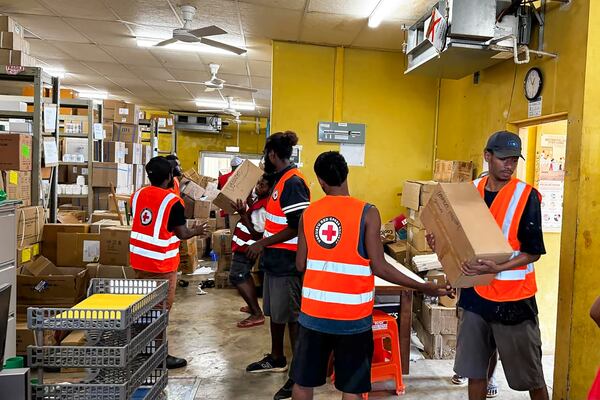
[0,1,599,399]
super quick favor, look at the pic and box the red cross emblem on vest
[315,217,342,249]
[141,208,153,226]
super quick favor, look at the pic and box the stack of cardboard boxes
[212,229,233,288]
[0,16,35,67]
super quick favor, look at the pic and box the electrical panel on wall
[317,122,366,144]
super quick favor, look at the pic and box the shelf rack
[0,66,60,221]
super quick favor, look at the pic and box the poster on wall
[537,134,566,232]
[538,180,563,232]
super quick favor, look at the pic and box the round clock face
[525,68,543,100]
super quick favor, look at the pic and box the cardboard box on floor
[197,237,208,258]
[99,226,131,266]
[86,263,135,279]
[212,160,263,214]
[401,180,437,211]
[420,183,513,288]
[1,170,31,205]
[413,318,456,360]
[179,238,198,274]
[212,229,232,255]
[17,206,44,247]
[57,232,101,267]
[0,133,32,170]
[433,160,474,183]
[420,301,458,335]
[41,223,90,264]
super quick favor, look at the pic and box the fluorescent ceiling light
[43,68,66,79]
[78,91,108,100]
[195,98,255,111]
[368,0,398,28]
[137,37,238,56]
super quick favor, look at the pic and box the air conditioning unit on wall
[173,114,222,133]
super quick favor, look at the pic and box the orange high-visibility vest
[129,186,181,273]
[473,177,539,302]
[301,196,374,321]
[263,168,309,252]
[231,197,268,253]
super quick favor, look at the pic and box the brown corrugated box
[1,170,31,205]
[42,223,90,264]
[57,233,101,267]
[109,123,140,143]
[125,142,143,164]
[212,229,232,255]
[86,263,135,279]
[401,180,437,210]
[212,160,263,214]
[0,16,24,38]
[0,32,29,52]
[102,141,126,163]
[420,183,513,288]
[385,241,407,263]
[17,264,88,310]
[92,162,132,187]
[179,238,197,274]
[407,207,424,229]
[420,301,458,335]
[0,133,32,171]
[99,226,131,266]
[17,206,44,247]
[433,160,474,183]
[407,224,430,252]
[114,103,140,125]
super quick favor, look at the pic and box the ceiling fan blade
[204,87,216,92]
[198,109,224,113]
[118,20,176,29]
[222,83,258,93]
[167,79,207,86]
[200,37,247,55]
[188,25,227,38]
[155,38,178,47]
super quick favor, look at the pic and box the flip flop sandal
[451,375,468,385]
[237,316,265,328]
[240,306,251,313]
[487,385,499,398]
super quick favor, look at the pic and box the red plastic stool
[368,309,405,398]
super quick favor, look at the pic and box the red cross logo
[315,217,342,249]
[321,224,337,242]
[426,9,442,42]
[141,208,153,226]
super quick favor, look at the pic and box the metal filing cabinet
[0,200,20,362]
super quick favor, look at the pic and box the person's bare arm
[367,207,452,297]
[173,223,207,240]
[246,227,297,260]
[296,216,307,273]
[233,199,263,240]
[591,296,600,328]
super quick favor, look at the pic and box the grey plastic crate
[27,279,168,331]
[28,310,167,368]
[32,342,167,400]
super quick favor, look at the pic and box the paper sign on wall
[340,143,365,167]
[43,104,57,133]
[93,123,104,140]
[528,97,542,118]
[43,137,59,167]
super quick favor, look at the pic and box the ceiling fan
[168,63,258,93]
[123,5,246,55]
[198,96,244,118]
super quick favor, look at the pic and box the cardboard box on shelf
[114,103,140,125]
[1,170,31,205]
[385,241,407,263]
[434,160,474,183]
[142,144,152,165]
[401,180,437,210]
[103,100,126,111]
[420,183,514,288]
[103,123,113,138]
[0,15,25,38]
[407,224,430,252]
[419,302,458,335]
[41,223,90,264]
[125,142,143,164]
[110,123,140,143]
[17,265,88,309]
[92,162,132,187]
[212,160,263,214]
[61,137,88,161]
[380,221,396,244]
[179,238,198,274]
[86,263,135,279]
[133,164,145,190]
[57,233,101,267]
[406,243,434,267]
[99,226,131,266]
[66,165,89,185]
[102,141,126,163]
[17,206,44,247]
[0,32,29,52]
[407,207,424,229]
[211,229,232,255]
[0,133,32,171]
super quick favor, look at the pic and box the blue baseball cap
[485,131,524,159]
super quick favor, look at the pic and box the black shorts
[229,252,253,285]
[291,324,374,394]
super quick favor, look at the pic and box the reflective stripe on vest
[302,287,374,306]
[264,229,298,244]
[306,259,372,277]
[129,244,179,260]
[265,212,287,225]
[130,231,180,247]
[501,181,527,239]
[495,263,535,281]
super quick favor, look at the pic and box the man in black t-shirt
[428,132,549,400]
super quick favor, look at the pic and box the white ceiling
[0,0,436,115]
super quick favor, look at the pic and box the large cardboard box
[420,302,458,335]
[420,183,513,288]
[0,32,29,52]
[407,207,424,229]
[212,229,232,255]
[183,169,215,189]
[180,179,205,200]
[413,318,456,360]
[114,103,140,125]
[401,180,437,210]
[407,224,430,252]
[17,206,44,247]
[92,162,132,187]
[17,265,88,309]
[102,141,126,163]
[86,263,135,279]
[0,134,32,171]
[0,16,24,38]
[434,160,474,183]
[1,170,31,205]
[110,123,140,143]
[133,164,145,190]
[57,233,101,267]
[184,196,211,219]
[197,237,208,258]
[41,223,90,264]
[90,219,122,234]
[61,137,88,161]
[385,241,407,264]
[125,142,143,164]
[179,238,198,274]
[99,226,131,266]
[217,253,232,273]
[142,145,152,165]
[212,160,263,214]
[91,211,125,224]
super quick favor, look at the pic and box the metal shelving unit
[140,116,175,157]
[0,66,60,221]
[27,278,169,400]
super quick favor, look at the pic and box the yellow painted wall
[271,42,439,222]
[435,2,595,398]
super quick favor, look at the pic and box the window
[198,151,262,178]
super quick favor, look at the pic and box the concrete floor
[168,284,555,400]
